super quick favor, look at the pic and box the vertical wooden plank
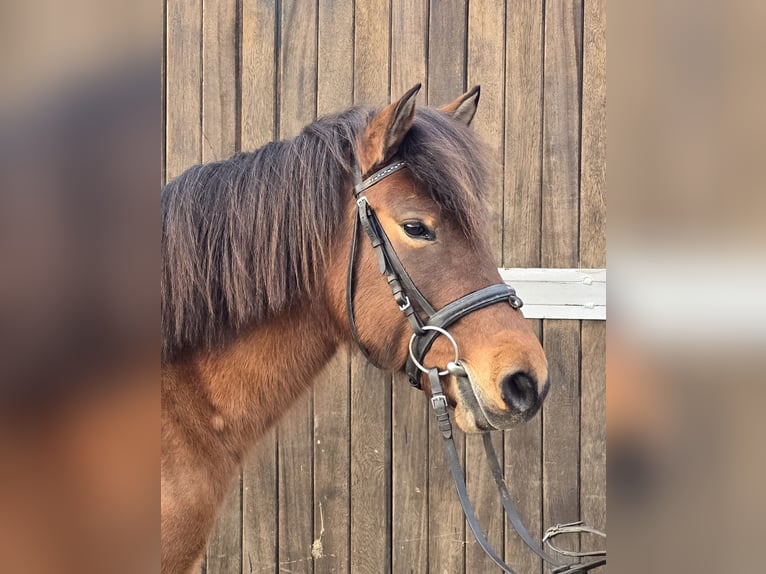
[541,319,581,542]
[350,359,392,574]
[464,1,507,572]
[201,2,241,572]
[208,484,242,574]
[541,0,582,269]
[351,4,393,573]
[241,2,278,572]
[165,0,202,181]
[503,2,544,573]
[580,0,607,552]
[504,0,544,269]
[504,320,543,574]
[467,0,504,258]
[427,0,466,105]
[317,0,354,114]
[166,0,203,569]
[313,6,354,572]
[276,1,318,571]
[354,0,391,106]
[241,0,276,153]
[580,321,605,533]
[580,0,606,271]
[426,3,467,574]
[390,0,428,96]
[202,0,238,163]
[542,0,583,560]
[243,430,278,574]
[390,3,429,572]
[312,350,351,574]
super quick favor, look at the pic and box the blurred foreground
[0,0,158,572]
[609,1,766,572]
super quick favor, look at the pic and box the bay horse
[161,85,549,574]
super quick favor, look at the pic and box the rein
[346,155,606,573]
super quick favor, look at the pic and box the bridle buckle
[397,295,411,312]
[431,393,448,411]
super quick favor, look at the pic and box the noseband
[346,155,606,573]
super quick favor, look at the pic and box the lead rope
[427,368,607,573]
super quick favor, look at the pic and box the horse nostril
[500,371,538,412]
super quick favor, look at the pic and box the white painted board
[499,268,606,321]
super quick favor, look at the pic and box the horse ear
[440,85,480,125]
[362,83,421,168]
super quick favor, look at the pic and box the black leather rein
[345,155,606,573]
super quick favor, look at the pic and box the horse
[161,84,549,574]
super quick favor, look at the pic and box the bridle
[346,154,606,573]
[346,158,523,390]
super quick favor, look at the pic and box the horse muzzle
[450,361,548,432]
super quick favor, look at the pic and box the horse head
[332,85,549,432]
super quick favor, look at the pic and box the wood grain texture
[427,0,466,105]
[542,320,581,550]
[202,4,242,570]
[277,1,317,570]
[465,1,507,571]
[390,2,429,572]
[391,371,429,574]
[580,0,606,270]
[207,477,242,574]
[503,2,544,572]
[318,0,354,114]
[241,0,276,153]
[426,3,468,573]
[580,321,606,535]
[350,357,392,574]
[165,0,201,180]
[313,350,351,574]
[579,0,606,565]
[504,320,543,574]
[277,393,315,572]
[542,0,584,563]
[504,0,543,268]
[243,430,278,574]
[240,3,279,572]
[468,0,505,257]
[202,0,238,164]
[350,4,393,572]
[313,5,355,573]
[542,0,582,270]
[354,0,391,106]
[164,2,203,570]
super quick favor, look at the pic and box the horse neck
[175,297,343,449]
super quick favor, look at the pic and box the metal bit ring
[408,326,459,376]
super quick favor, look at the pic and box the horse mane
[161,106,489,362]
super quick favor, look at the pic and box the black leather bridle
[346,156,606,573]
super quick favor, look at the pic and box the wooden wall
[163,0,606,572]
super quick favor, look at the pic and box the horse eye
[402,221,433,240]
